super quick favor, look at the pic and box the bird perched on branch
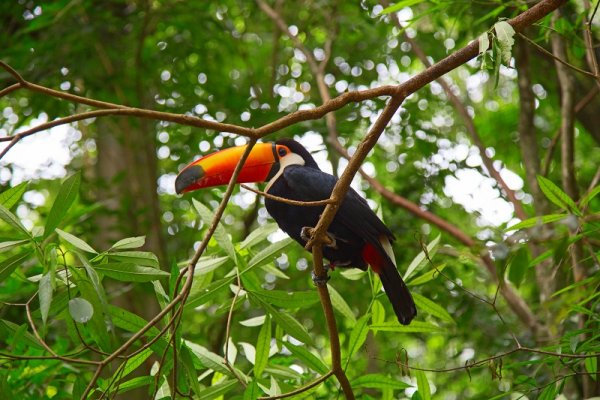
[175,138,416,325]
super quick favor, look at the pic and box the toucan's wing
[282,166,416,325]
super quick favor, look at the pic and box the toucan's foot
[311,270,330,287]
[301,227,337,248]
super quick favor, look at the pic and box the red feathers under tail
[362,243,417,325]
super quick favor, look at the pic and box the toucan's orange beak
[175,142,277,194]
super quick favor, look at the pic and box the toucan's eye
[278,147,288,157]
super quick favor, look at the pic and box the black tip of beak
[175,165,203,194]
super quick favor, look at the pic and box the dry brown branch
[240,183,335,207]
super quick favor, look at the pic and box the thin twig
[258,370,335,400]
[240,184,334,207]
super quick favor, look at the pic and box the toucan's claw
[301,227,337,249]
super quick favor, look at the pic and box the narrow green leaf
[180,344,203,396]
[370,321,445,333]
[494,21,515,65]
[0,239,29,253]
[116,348,153,381]
[347,313,370,358]
[93,262,169,282]
[580,184,600,209]
[39,273,53,326]
[185,341,232,376]
[508,247,529,288]
[380,0,427,15]
[109,376,154,395]
[478,32,490,54]
[44,172,80,239]
[250,289,319,309]
[0,252,30,282]
[412,293,455,324]
[193,199,237,262]
[243,381,261,400]
[407,263,447,286]
[194,256,229,276]
[185,277,231,309]
[585,353,597,375]
[403,234,440,281]
[261,301,313,345]
[371,299,385,327]
[415,368,431,400]
[196,379,237,400]
[240,223,278,249]
[327,284,357,323]
[0,319,44,350]
[284,342,329,375]
[108,251,159,268]
[537,175,581,215]
[254,314,271,377]
[352,373,412,390]
[0,182,27,209]
[248,237,294,269]
[110,236,146,251]
[0,203,30,238]
[507,214,567,231]
[68,297,94,323]
[56,229,97,253]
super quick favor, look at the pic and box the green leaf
[478,32,490,54]
[248,237,294,269]
[371,299,385,327]
[581,185,600,209]
[243,381,261,400]
[508,247,529,288]
[56,229,97,253]
[284,342,329,375]
[197,379,237,400]
[44,172,80,239]
[185,277,231,309]
[180,344,203,396]
[115,348,153,382]
[415,368,431,400]
[250,289,319,309]
[0,182,27,209]
[507,214,568,231]
[193,199,237,262]
[412,293,455,324]
[380,0,427,15]
[492,37,502,88]
[352,373,412,390]
[261,301,313,345]
[0,239,29,253]
[537,175,581,215]
[0,203,30,238]
[347,313,370,358]
[93,262,169,282]
[254,314,271,377]
[39,273,54,327]
[327,284,356,323]
[403,234,440,281]
[407,263,447,286]
[494,21,515,65]
[185,341,232,376]
[0,252,30,282]
[108,251,159,268]
[585,353,597,375]
[194,256,229,275]
[370,321,445,333]
[109,236,146,251]
[240,222,279,249]
[68,297,94,323]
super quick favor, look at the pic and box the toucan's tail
[362,240,417,325]
[379,263,416,325]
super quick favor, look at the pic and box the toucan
[175,138,416,325]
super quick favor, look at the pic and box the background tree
[1,0,598,399]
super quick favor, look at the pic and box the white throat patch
[265,153,305,192]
